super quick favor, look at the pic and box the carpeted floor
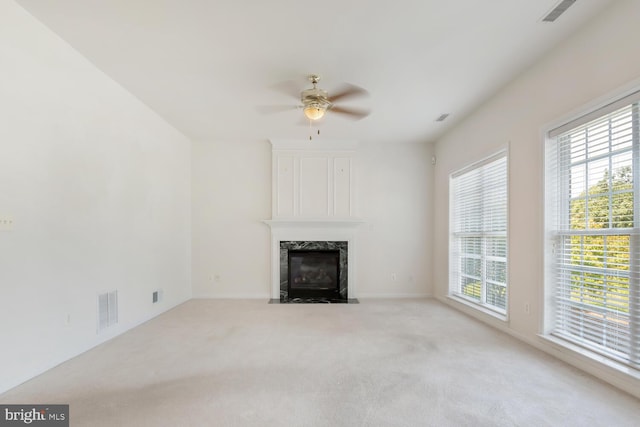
[1,299,639,426]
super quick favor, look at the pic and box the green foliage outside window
[568,166,632,314]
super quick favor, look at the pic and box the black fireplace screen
[288,250,340,293]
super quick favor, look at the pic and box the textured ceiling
[16,0,616,144]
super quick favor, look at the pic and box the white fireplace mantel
[263,219,364,300]
[265,139,364,300]
[263,219,365,229]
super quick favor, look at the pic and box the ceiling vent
[542,0,577,22]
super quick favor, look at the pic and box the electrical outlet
[391,273,397,282]
[524,302,531,315]
[0,216,14,231]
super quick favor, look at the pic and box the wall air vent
[152,289,163,304]
[97,290,118,333]
[542,0,577,22]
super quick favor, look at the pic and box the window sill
[539,334,640,381]
[447,294,508,322]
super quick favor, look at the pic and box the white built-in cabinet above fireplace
[268,139,361,221]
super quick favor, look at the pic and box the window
[545,90,640,369]
[450,151,508,316]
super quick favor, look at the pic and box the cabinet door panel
[334,158,351,217]
[276,156,294,216]
[300,157,329,216]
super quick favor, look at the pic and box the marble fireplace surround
[280,240,347,302]
[264,220,363,302]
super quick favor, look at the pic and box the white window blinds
[450,151,508,314]
[546,95,640,368]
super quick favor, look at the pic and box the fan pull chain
[308,120,321,141]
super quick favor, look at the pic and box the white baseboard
[193,293,270,300]
[194,293,432,300]
[357,293,431,299]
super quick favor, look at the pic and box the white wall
[191,139,433,299]
[0,1,192,393]
[357,142,433,298]
[191,140,272,298]
[432,0,640,398]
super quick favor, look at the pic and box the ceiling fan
[263,74,370,122]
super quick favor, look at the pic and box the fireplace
[279,241,348,303]
[288,249,340,299]
[265,139,363,303]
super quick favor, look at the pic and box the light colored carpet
[1,299,639,426]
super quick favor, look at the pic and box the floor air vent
[97,291,118,333]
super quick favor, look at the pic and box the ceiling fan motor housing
[301,87,331,109]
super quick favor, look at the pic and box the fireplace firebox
[288,250,340,299]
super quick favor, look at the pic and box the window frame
[544,88,640,371]
[449,149,509,319]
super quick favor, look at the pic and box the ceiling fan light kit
[303,105,326,120]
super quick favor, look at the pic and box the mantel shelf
[263,219,365,229]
